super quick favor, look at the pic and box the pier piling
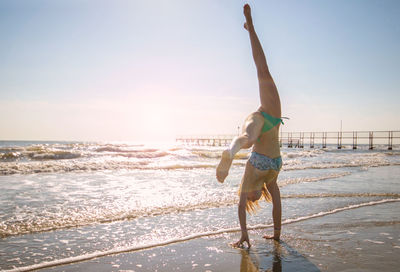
[310,132,315,148]
[369,132,374,150]
[322,132,327,148]
[337,132,342,149]
[388,131,393,150]
[353,131,357,149]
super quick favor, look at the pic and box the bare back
[253,119,281,159]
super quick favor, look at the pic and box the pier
[176,130,400,150]
[176,135,233,147]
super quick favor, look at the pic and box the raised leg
[244,4,281,118]
[216,113,263,183]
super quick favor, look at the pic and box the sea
[1,140,400,271]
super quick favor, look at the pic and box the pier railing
[176,135,234,147]
[176,130,400,150]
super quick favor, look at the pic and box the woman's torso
[251,109,281,158]
[253,125,281,158]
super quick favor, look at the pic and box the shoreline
[5,200,399,272]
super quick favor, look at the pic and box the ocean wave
[0,196,238,238]
[282,149,325,159]
[0,147,24,152]
[0,143,185,163]
[2,189,399,239]
[29,151,81,161]
[193,150,249,160]
[95,146,159,153]
[283,160,398,171]
[1,159,399,176]
[0,144,83,162]
[114,151,169,159]
[0,150,81,162]
[0,161,220,175]
[1,142,399,174]
[0,152,22,161]
[279,172,352,186]
[282,193,400,199]
[4,198,399,272]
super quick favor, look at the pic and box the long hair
[240,184,272,214]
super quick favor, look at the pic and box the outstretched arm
[265,179,282,240]
[244,4,281,117]
[233,192,251,248]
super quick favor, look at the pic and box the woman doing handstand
[216,4,283,248]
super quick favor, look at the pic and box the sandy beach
[39,200,400,272]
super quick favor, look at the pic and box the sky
[1,0,399,142]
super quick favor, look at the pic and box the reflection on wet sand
[240,240,320,272]
[240,249,260,272]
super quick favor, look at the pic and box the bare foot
[243,3,251,18]
[216,150,233,183]
[243,4,253,30]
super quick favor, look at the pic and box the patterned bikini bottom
[248,151,282,171]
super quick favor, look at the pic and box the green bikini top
[260,111,284,133]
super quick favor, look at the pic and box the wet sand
[41,201,400,272]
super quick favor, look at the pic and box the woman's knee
[242,114,263,145]
[241,133,257,148]
[247,133,259,145]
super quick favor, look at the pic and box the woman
[216,4,283,248]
